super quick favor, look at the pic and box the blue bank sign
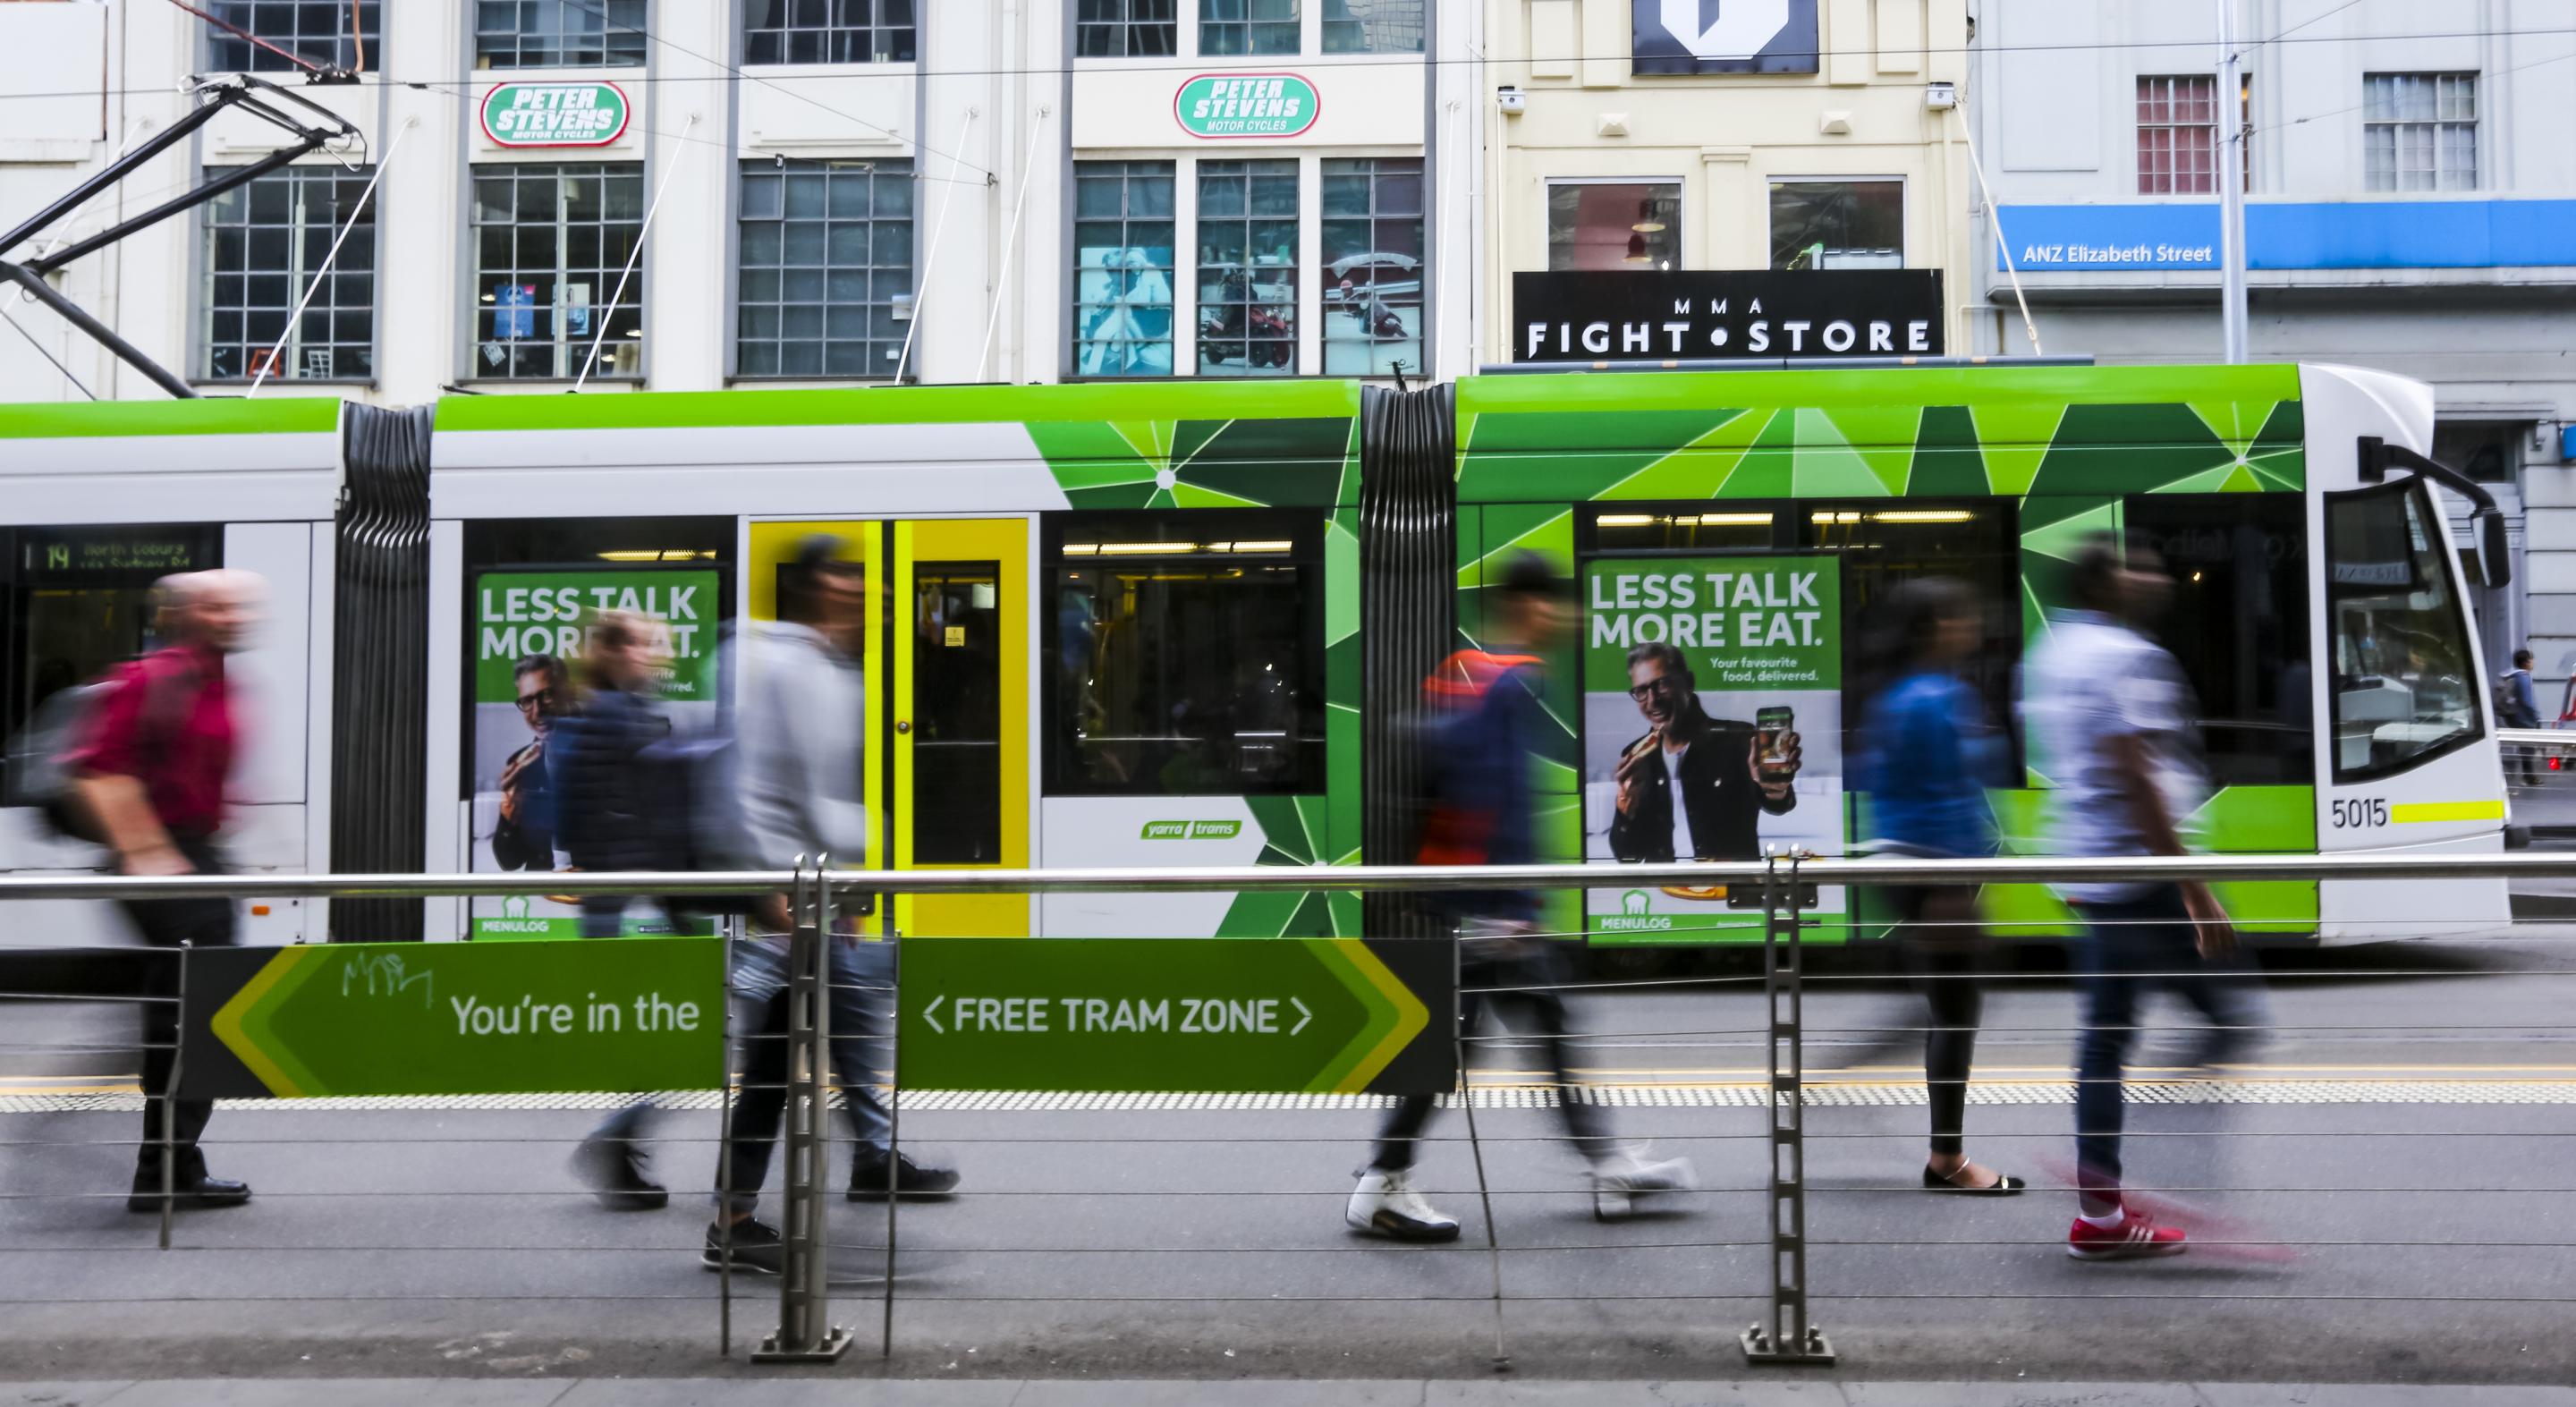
[1999,199,2576,273]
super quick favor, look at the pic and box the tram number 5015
[2330,798,2390,831]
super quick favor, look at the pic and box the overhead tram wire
[398,78,987,187]
[547,0,994,182]
[4,23,2575,103]
[0,309,97,400]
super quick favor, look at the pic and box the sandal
[1922,1162,2026,1195]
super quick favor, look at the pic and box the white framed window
[470,163,646,380]
[2364,72,2477,191]
[745,0,917,64]
[1196,159,1300,376]
[736,159,916,379]
[1202,0,1300,56]
[1072,160,1179,377]
[1768,178,1904,269]
[208,1,381,72]
[1320,157,1424,377]
[199,165,377,382]
[476,0,647,70]
[1324,0,1423,54]
[1545,180,1682,271]
[1076,0,1178,57]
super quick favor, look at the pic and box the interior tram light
[1810,510,1977,525]
[1062,540,1292,556]
[1594,512,1775,528]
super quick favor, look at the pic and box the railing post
[158,939,191,1251]
[1743,852,1833,1366]
[880,915,902,1358]
[755,858,852,1362]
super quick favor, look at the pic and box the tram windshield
[2326,481,2483,781]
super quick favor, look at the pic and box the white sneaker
[1589,1148,1699,1193]
[1346,1168,1462,1242]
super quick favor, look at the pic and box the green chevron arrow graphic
[896,937,1452,1095]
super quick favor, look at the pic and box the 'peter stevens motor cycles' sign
[1174,72,1321,139]
[480,81,631,148]
[1513,270,1945,363]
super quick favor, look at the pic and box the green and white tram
[0,361,2512,946]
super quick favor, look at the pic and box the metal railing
[0,849,2568,1378]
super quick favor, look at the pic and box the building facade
[0,0,1473,404]
[1969,0,2576,682]
[1475,0,1976,366]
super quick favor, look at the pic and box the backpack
[6,659,197,845]
[7,681,118,843]
[1407,648,1538,868]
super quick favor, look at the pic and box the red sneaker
[2065,1213,2187,1261]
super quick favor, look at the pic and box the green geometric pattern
[1453,365,2316,939]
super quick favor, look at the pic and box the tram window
[1588,508,1784,554]
[2124,495,2313,786]
[2,526,222,805]
[2325,482,2483,782]
[1045,511,1325,796]
[912,563,1002,863]
[1802,503,2021,758]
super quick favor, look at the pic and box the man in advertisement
[1606,640,1801,863]
[491,654,567,871]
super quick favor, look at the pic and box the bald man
[72,569,264,1213]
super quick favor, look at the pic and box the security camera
[1496,85,1527,116]
[1925,81,1959,112]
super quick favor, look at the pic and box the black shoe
[848,1149,960,1201]
[126,1174,250,1214]
[573,1134,670,1211]
[702,1217,786,1275]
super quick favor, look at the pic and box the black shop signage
[1634,0,1819,75]
[1513,271,1945,363]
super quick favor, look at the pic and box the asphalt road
[4,920,2572,1386]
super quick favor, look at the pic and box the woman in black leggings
[1855,579,2022,1195]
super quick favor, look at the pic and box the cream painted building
[1473,0,1977,365]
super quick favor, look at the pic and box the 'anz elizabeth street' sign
[1514,271,1945,363]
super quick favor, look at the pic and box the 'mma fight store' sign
[1514,270,1945,362]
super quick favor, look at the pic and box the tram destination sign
[181,938,724,1098]
[480,81,631,148]
[1514,270,1945,362]
[897,937,1453,1094]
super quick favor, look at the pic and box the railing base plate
[754,1326,853,1363]
[1741,1325,1835,1366]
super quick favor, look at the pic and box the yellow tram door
[745,520,1030,938]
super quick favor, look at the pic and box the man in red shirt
[72,570,262,1212]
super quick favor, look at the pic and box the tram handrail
[0,848,2562,903]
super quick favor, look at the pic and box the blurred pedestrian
[2025,534,2265,1260]
[1854,579,2021,1195]
[68,570,263,1213]
[1346,554,1694,1243]
[2498,648,2543,785]
[705,536,957,1276]
[558,609,682,1210]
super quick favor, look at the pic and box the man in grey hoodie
[703,536,959,1275]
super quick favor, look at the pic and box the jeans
[2071,886,2267,1203]
[580,897,681,1150]
[716,935,897,1214]
[1369,937,1614,1173]
[126,835,234,1182]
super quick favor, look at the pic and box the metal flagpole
[2217,0,2251,363]
[574,113,699,392]
[893,108,977,386]
[975,107,1050,384]
[248,116,416,397]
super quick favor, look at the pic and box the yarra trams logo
[1141,819,1246,840]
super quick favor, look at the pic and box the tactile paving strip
[4,1079,2572,1115]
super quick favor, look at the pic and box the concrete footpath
[7,1386,2576,1407]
